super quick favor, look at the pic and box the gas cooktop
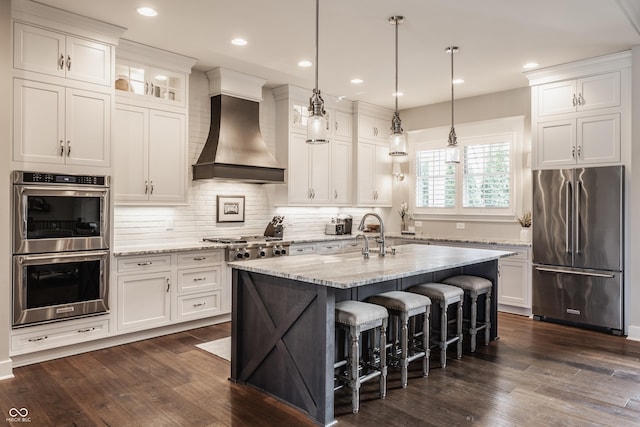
[202,235,283,244]
[202,236,289,261]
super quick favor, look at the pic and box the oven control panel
[15,171,109,187]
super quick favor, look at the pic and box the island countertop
[228,243,513,289]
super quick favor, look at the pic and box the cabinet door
[148,110,186,203]
[65,89,111,167]
[577,113,620,165]
[114,105,149,201]
[577,72,620,112]
[117,272,171,331]
[13,79,65,164]
[287,133,312,204]
[498,259,530,308]
[373,143,393,206]
[13,23,66,79]
[358,114,377,140]
[309,142,331,204]
[536,119,576,168]
[65,36,111,86]
[537,80,577,117]
[357,141,376,205]
[331,139,352,205]
[333,111,352,138]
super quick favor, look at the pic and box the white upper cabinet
[537,72,621,117]
[273,85,354,207]
[13,79,111,167]
[526,52,630,169]
[13,22,112,87]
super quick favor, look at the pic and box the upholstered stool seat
[408,283,463,368]
[442,275,492,352]
[334,300,389,413]
[367,291,431,388]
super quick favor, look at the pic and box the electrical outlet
[456,222,465,230]
[165,218,174,230]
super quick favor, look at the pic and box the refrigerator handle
[534,266,615,279]
[575,180,581,255]
[565,181,572,254]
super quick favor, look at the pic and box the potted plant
[518,211,532,242]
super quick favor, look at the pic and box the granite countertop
[389,233,532,248]
[228,243,513,289]
[112,241,227,256]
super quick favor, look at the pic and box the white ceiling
[34,0,640,110]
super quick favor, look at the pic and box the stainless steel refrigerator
[532,165,624,334]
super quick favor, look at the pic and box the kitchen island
[229,243,513,426]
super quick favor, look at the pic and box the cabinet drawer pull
[144,180,149,194]
[66,55,71,71]
[77,327,96,333]
[193,277,207,282]
[58,53,64,69]
[137,261,153,266]
[28,336,48,342]
[59,140,64,156]
[150,181,154,195]
[193,302,206,308]
[67,141,71,157]
[166,278,171,292]
[193,257,206,261]
[572,93,577,107]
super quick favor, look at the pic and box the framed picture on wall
[216,195,245,223]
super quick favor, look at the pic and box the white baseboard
[498,304,532,317]
[0,358,15,380]
[626,325,640,341]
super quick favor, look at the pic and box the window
[410,116,525,219]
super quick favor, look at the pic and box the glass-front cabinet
[115,62,186,108]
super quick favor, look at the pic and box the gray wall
[395,87,531,241]
[1,0,13,379]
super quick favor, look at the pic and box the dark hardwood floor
[2,313,640,426]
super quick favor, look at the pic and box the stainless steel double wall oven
[12,171,111,327]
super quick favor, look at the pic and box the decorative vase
[520,228,531,242]
[401,219,407,232]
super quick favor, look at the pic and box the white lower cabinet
[115,249,228,333]
[497,248,532,315]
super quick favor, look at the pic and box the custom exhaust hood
[192,68,285,183]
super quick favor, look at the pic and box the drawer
[11,317,109,355]
[117,254,171,273]
[177,291,223,320]
[177,250,223,266]
[290,244,316,256]
[177,266,222,294]
[316,242,342,254]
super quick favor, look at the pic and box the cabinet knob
[59,140,64,157]
[150,181,154,195]
[571,146,576,159]
[572,94,577,107]
[66,55,71,71]
[58,54,64,70]
[67,141,71,157]
[577,145,582,158]
[145,180,149,194]
[166,278,171,292]
[577,93,584,106]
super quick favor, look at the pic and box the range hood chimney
[192,68,285,183]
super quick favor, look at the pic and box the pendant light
[306,0,329,144]
[445,46,460,164]
[388,16,407,156]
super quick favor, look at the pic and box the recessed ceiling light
[136,7,157,17]
[393,91,404,97]
[453,78,464,84]
[350,78,363,84]
[523,62,539,69]
[231,38,248,46]
[298,60,312,68]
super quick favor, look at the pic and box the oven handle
[16,250,109,264]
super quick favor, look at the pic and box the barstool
[367,291,431,388]
[442,275,492,352]
[408,283,463,368]
[334,300,389,413]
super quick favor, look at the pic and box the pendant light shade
[388,16,407,156]
[306,0,329,144]
[446,46,460,164]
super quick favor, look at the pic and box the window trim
[409,116,526,221]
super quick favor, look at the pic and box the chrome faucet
[358,213,386,256]
[355,233,370,259]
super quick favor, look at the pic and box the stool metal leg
[470,294,478,352]
[349,327,360,413]
[423,309,430,377]
[439,300,447,368]
[456,300,463,359]
[380,318,388,398]
[485,290,492,346]
[400,312,408,388]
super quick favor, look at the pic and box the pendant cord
[450,47,454,129]
[314,0,319,92]
[394,19,399,114]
